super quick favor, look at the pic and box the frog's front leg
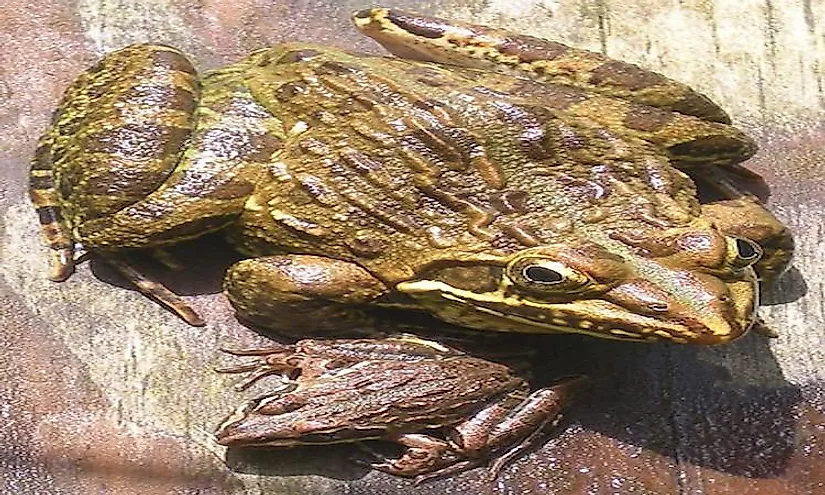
[223,255,391,336]
[370,376,584,482]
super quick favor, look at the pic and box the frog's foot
[30,139,77,281]
[369,376,585,482]
[216,343,304,390]
[751,318,780,338]
[454,376,585,480]
[692,167,794,283]
[105,254,205,326]
[365,434,468,482]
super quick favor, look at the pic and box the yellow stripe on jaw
[396,279,694,342]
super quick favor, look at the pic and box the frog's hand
[31,44,200,279]
[74,69,283,250]
[353,8,730,124]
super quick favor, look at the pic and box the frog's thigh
[224,255,389,333]
[31,45,199,279]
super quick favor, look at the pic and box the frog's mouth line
[396,280,747,344]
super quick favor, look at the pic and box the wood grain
[0,1,822,494]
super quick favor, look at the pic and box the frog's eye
[522,265,564,284]
[727,237,763,269]
[507,258,593,294]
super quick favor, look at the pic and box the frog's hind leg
[353,9,759,169]
[72,51,285,251]
[29,134,76,281]
[353,8,731,123]
[31,44,202,280]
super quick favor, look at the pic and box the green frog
[30,6,793,479]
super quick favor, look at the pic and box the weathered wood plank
[0,1,822,494]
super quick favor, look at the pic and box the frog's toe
[365,433,477,481]
[48,246,76,281]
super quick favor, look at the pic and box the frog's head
[397,227,762,344]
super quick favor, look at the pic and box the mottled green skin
[32,9,792,344]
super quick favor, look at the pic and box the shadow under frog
[80,230,803,481]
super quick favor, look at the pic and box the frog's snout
[603,272,758,345]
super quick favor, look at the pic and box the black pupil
[524,266,563,284]
[736,239,758,259]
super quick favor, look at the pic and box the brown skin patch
[277,48,323,64]
[174,168,255,200]
[29,174,55,190]
[668,135,753,162]
[623,104,674,132]
[670,91,732,124]
[123,83,198,115]
[501,223,541,247]
[526,82,589,111]
[83,123,187,160]
[36,205,63,224]
[589,60,668,90]
[346,235,389,258]
[316,60,360,76]
[341,150,384,174]
[497,36,570,62]
[148,47,195,73]
[273,81,305,102]
[385,10,446,39]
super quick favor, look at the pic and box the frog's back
[229,45,709,282]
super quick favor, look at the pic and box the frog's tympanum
[30,6,793,480]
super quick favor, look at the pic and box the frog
[214,335,584,481]
[29,5,794,479]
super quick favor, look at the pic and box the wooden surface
[1,1,823,494]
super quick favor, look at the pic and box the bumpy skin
[30,7,794,479]
[30,8,793,341]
